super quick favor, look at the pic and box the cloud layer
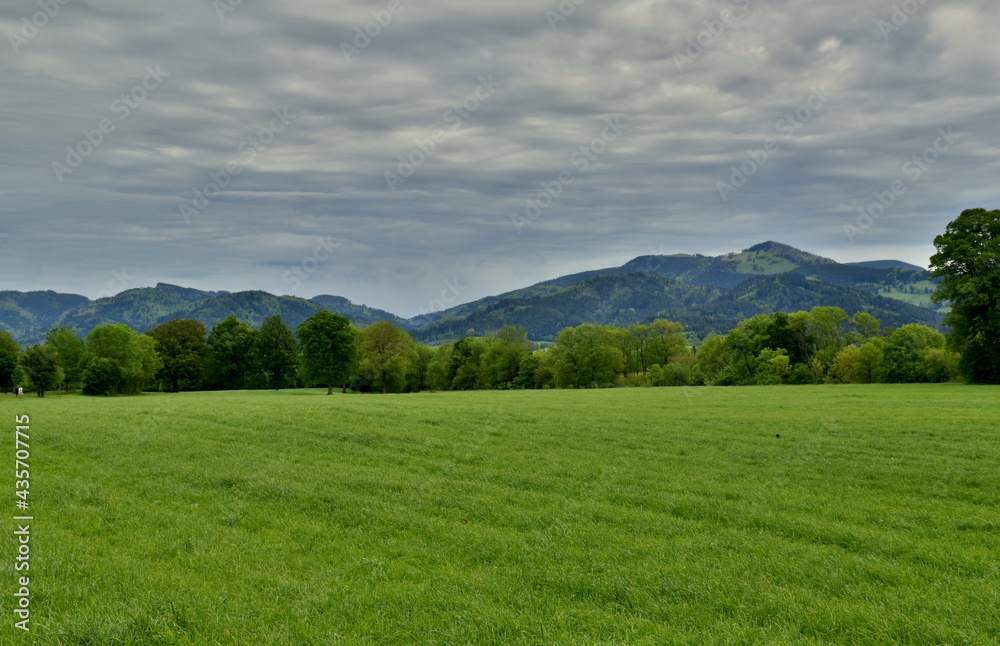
[2,0,998,315]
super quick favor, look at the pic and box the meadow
[2,385,998,645]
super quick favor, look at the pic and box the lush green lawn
[3,385,998,644]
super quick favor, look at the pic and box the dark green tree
[258,315,299,390]
[21,344,62,397]
[206,315,260,390]
[82,357,123,396]
[296,311,358,394]
[0,330,20,392]
[448,337,487,390]
[45,327,86,391]
[480,326,533,389]
[930,208,1000,383]
[148,319,207,392]
[83,324,161,395]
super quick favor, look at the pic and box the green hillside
[0,290,90,343]
[58,283,223,336]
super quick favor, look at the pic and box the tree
[45,327,86,392]
[206,315,260,390]
[358,321,414,394]
[479,326,533,389]
[425,343,454,390]
[83,324,161,395]
[694,334,728,384]
[929,208,1000,383]
[850,312,880,342]
[825,345,860,384]
[148,319,207,392]
[81,357,123,396]
[646,319,689,368]
[882,324,946,383]
[806,306,849,379]
[0,330,20,392]
[755,348,791,385]
[551,324,623,388]
[406,344,435,392]
[21,345,62,397]
[258,315,299,390]
[855,340,885,384]
[449,337,486,390]
[297,311,358,394]
[512,353,541,389]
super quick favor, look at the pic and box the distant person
[16,387,23,398]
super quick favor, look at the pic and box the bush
[662,363,692,387]
[788,363,816,385]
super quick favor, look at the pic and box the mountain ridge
[0,242,943,344]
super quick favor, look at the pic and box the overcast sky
[2,0,997,316]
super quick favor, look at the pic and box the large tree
[930,208,1000,383]
[206,315,260,390]
[148,319,207,392]
[297,311,358,394]
[258,315,299,390]
[45,327,86,391]
[478,325,532,390]
[0,330,20,392]
[358,321,414,393]
[83,324,161,395]
[21,344,62,397]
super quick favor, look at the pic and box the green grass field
[3,386,999,645]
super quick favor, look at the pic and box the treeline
[0,305,961,397]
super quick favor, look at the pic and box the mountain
[847,260,926,271]
[59,287,408,339]
[412,241,943,339]
[310,295,409,328]
[58,283,225,337]
[0,241,946,345]
[166,291,407,333]
[0,291,90,343]
[412,271,943,344]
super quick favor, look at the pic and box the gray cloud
[1,0,997,314]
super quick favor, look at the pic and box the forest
[1,306,961,397]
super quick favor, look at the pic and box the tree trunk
[326,384,333,395]
[342,383,348,394]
